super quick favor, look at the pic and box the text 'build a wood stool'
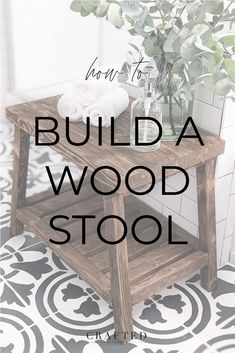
[7,95,225,343]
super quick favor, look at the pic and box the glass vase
[159,94,192,141]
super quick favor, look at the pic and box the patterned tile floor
[1,121,235,353]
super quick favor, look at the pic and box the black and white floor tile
[1,121,235,353]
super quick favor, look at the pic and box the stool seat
[7,95,224,193]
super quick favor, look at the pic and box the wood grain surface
[197,159,217,291]
[6,96,225,194]
[10,127,30,235]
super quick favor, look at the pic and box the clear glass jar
[154,71,192,141]
[160,94,190,141]
[130,88,162,152]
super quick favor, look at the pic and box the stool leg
[103,194,133,343]
[196,159,217,291]
[10,127,30,235]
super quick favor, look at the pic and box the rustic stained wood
[196,159,217,291]
[131,250,208,304]
[103,193,133,343]
[15,186,206,305]
[16,206,112,304]
[6,96,225,194]
[10,126,30,235]
[6,94,225,344]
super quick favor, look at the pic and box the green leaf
[177,26,191,44]
[144,14,155,27]
[163,28,178,53]
[213,24,224,33]
[215,77,232,95]
[188,59,203,80]
[80,0,98,12]
[126,50,138,66]
[80,7,91,16]
[149,5,158,13]
[143,36,156,57]
[212,15,219,25]
[214,46,223,64]
[186,0,202,17]
[202,74,215,90]
[165,52,180,64]
[125,14,135,25]
[70,0,82,12]
[122,62,131,74]
[128,28,137,36]
[161,1,174,14]
[219,35,235,48]
[201,53,217,75]
[129,43,139,51]
[194,36,214,53]
[172,58,185,74]
[180,36,201,61]
[71,0,97,16]
[96,3,109,17]
[224,58,235,84]
[203,0,224,15]
[107,3,124,28]
[191,23,210,36]
[118,71,128,83]
[118,62,130,83]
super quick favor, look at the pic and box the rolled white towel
[82,87,129,127]
[57,91,84,122]
[72,79,118,107]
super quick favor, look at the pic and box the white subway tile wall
[213,94,224,110]
[180,196,198,226]
[194,87,214,105]
[165,172,190,193]
[221,236,233,265]
[231,167,235,195]
[216,125,235,177]
[222,99,235,128]
[192,99,222,135]
[147,91,235,267]
[216,220,226,264]
[215,173,233,222]
[163,206,198,238]
[225,194,235,238]
[183,174,197,202]
[150,184,182,213]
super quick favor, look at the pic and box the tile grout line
[162,204,199,230]
[220,170,234,258]
[194,97,223,111]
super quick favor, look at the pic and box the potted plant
[70,0,235,139]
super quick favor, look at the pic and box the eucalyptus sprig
[71,0,235,100]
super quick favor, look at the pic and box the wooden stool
[7,96,225,343]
